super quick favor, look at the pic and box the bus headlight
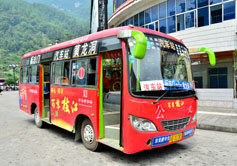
[129,115,157,132]
[192,112,197,123]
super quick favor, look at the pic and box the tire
[34,107,44,128]
[81,119,100,151]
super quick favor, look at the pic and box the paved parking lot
[0,91,237,166]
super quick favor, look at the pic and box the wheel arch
[74,114,91,134]
[30,103,38,114]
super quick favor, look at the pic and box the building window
[194,76,203,88]
[211,5,222,24]
[198,0,208,8]
[155,21,159,31]
[186,0,196,11]
[168,16,176,33]
[210,0,222,5]
[128,17,133,25]
[159,2,167,19]
[168,0,175,16]
[134,14,139,26]
[139,11,144,26]
[209,68,227,88]
[177,14,185,31]
[148,23,155,30]
[198,7,209,27]
[114,0,127,11]
[185,11,195,28]
[145,8,151,24]
[224,1,235,21]
[152,5,159,21]
[176,0,186,14]
[159,19,167,33]
[124,20,128,26]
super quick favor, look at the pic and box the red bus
[19,26,215,154]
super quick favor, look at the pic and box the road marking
[198,111,237,117]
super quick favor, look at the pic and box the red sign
[78,67,85,79]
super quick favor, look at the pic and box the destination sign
[72,40,98,58]
[53,47,72,61]
[30,55,41,65]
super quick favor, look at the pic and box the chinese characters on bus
[72,40,98,58]
[167,100,184,108]
[54,48,72,61]
[51,88,93,115]
[140,80,164,91]
[146,36,188,57]
[30,55,41,65]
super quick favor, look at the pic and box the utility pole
[90,0,108,33]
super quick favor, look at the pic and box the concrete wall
[196,88,234,108]
[192,62,234,88]
[196,89,234,101]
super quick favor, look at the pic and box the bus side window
[21,66,29,84]
[29,65,39,84]
[72,57,97,86]
[52,61,70,85]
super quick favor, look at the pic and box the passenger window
[21,67,29,84]
[29,65,40,84]
[52,61,70,85]
[72,57,97,86]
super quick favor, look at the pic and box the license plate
[169,133,183,143]
[152,128,194,147]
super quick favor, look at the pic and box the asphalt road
[0,91,237,166]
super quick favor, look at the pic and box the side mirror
[118,30,147,59]
[199,47,216,66]
[189,47,216,66]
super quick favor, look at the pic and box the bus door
[41,62,51,121]
[99,37,123,147]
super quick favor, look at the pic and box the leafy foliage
[0,0,88,79]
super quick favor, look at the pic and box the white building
[109,0,237,109]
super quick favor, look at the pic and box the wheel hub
[84,124,94,144]
[35,109,40,123]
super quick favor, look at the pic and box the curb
[197,123,237,133]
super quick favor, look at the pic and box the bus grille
[161,117,191,132]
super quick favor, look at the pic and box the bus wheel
[81,119,100,151]
[34,107,44,128]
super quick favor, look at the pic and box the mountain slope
[24,0,114,25]
[24,0,91,25]
[0,0,88,79]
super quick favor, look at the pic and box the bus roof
[22,26,183,59]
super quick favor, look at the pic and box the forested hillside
[24,0,114,24]
[24,0,91,26]
[0,0,88,80]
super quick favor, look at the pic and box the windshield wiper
[152,90,169,104]
[152,85,185,104]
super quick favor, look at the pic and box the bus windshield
[128,34,193,97]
